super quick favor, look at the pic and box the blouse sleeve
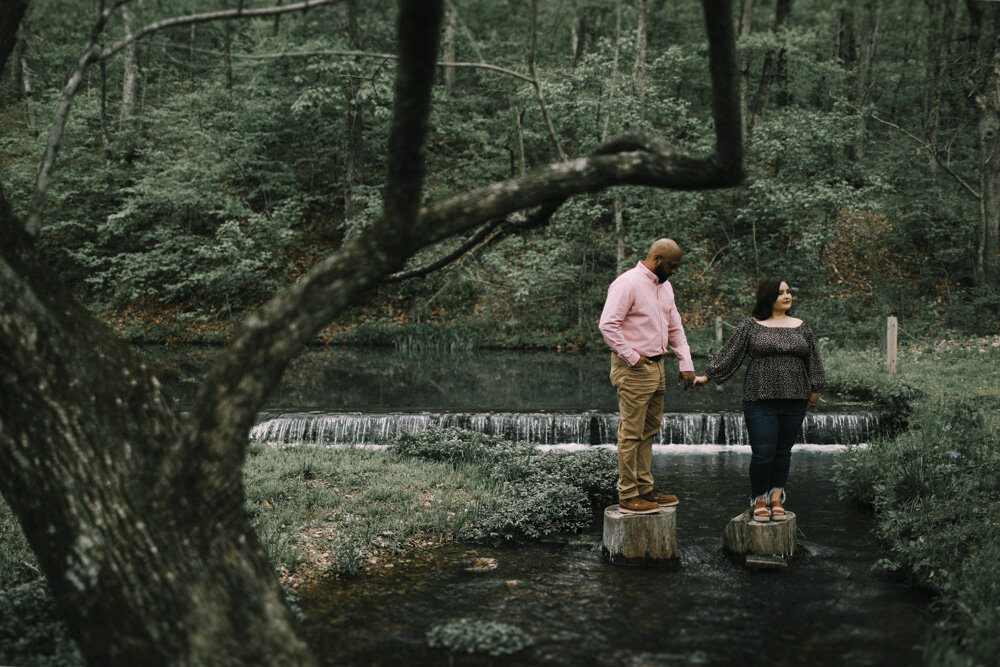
[706,318,753,384]
[802,324,825,392]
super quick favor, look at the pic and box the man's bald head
[647,238,681,263]
[644,238,682,282]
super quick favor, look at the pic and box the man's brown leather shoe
[642,489,679,507]
[618,496,660,514]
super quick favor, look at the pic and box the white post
[887,316,898,375]
[715,316,723,343]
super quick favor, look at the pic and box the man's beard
[653,266,671,283]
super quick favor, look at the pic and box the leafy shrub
[426,618,534,656]
[835,392,1000,664]
[0,580,84,667]
[924,539,1000,667]
[390,428,617,543]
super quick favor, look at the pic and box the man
[599,238,696,514]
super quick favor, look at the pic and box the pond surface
[298,452,926,666]
[141,345,867,414]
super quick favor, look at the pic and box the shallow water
[139,345,870,413]
[299,452,926,666]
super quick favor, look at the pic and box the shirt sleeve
[706,318,752,384]
[665,286,694,373]
[598,278,640,366]
[802,324,825,392]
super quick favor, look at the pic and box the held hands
[691,375,710,387]
[807,392,821,410]
[678,371,696,390]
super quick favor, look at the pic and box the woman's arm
[803,324,824,409]
[702,318,753,385]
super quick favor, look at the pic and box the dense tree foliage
[1,0,997,348]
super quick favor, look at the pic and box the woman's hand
[807,392,820,410]
[692,375,710,387]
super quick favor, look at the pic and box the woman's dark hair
[751,277,788,320]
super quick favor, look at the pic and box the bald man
[599,239,696,514]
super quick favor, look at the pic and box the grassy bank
[0,431,616,665]
[831,337,1000,666]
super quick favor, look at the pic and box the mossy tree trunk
[0,1,744,663]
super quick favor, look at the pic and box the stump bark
[602,505,678,565]
[721,510,796,557]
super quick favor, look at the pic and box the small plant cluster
[0,580,85,667]
[390,428,618,543]
[426,618,534,657]
[835,395,1000,666]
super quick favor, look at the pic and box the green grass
[0,500,39,592]
[832,340,1000,666]
[243,441,489,578]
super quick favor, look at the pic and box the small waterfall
[250,411,892,447]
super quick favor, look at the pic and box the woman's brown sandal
[752,497,770,522]
[770,499,787,521]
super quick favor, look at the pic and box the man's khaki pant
[609,353,665,500]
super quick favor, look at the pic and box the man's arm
[598,279,640,366]
[665,285,694,374]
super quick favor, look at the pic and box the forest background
[2,0,998,350]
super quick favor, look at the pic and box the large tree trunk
[0,200,318,666]
[737,0,754,129]
[0,1,744,664]
[633,0,648,105]
[925,0,958,172]
[749,0,792,131]
[442,3,456,94]
[978,99,1000,282]
[574,2,597,65]
[965,1,1000,283]
[339,0,364,220]
[15,19,35,132]
[120,2,138,125]
[851,0,876,159]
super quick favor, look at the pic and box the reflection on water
[299,452,925,666]
[140,345,869,414]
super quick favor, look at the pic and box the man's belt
[647,354,664,362]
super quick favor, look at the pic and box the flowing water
[299,452,926,666]
[249,411,890,447]
[138,346,921,664]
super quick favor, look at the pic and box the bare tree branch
[24,0,134,236]
[869,112,981,199]
[159,42,538,83]
[23,0,339,238]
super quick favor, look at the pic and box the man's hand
[807,392,820,410]
[633,355,653,366]
[678,371,696,390]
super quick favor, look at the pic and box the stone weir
[249,411,892,447]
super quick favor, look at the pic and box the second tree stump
[721,510,797,557]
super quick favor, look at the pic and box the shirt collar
[636,261,662,284]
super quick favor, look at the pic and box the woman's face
[773,281,792,313]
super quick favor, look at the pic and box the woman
[693,278,824,522]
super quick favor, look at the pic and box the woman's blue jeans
[743,399,808,500]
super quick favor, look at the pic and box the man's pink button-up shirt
[598,262,694,371]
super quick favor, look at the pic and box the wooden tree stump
[721,510,796,558]
[602,505,678,565]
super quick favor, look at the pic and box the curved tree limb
[182,0,445,486]
[151,42,539,84]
